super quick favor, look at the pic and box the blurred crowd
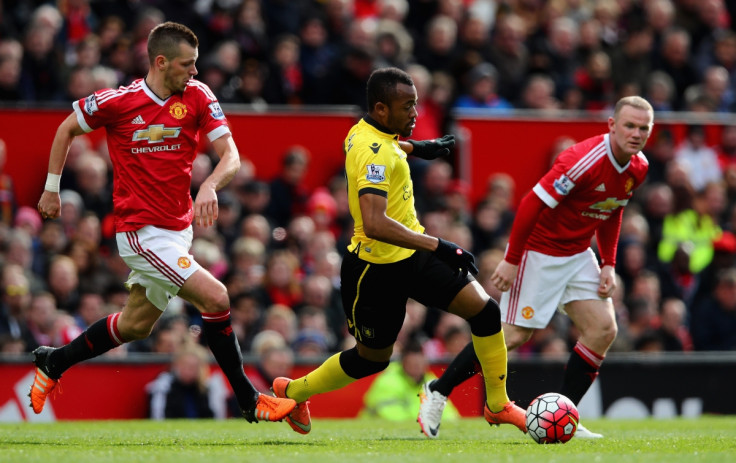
[2,0,736,372]
[2,0,736,117]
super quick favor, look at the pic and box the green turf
[1,417,734,463]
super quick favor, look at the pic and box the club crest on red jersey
[625,177,635,194]
[169,102,188,120]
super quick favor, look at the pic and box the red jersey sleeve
[504,191,547,265]
[595,207,623,267]
[188,81,230,142]
[72,89,120,132]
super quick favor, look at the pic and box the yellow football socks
[472,331,510,413]
[285,353,356,403]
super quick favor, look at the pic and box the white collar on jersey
[141,78,168,106]
[604,133,632,173]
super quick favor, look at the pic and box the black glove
[408,135,455,160]
[434,238,479,276]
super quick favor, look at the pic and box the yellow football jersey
[344,117,424,264]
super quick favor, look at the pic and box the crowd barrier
[5,105,735,210]
[1,352,732,422]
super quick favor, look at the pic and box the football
[525,392,579,444]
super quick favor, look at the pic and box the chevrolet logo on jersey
[132,124,181,143]
[590,197,628,212]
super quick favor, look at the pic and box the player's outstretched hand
[434,237,478,276]
[408,135,455,160]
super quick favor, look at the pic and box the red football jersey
[72,78,230,232]
[526,133,648,257]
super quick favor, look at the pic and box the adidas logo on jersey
[131,115,145,125]
[595,183,606,192]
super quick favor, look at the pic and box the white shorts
[499,248,608,329]
[116,225,201,311]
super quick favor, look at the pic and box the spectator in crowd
[488,13,528,103]
[0,264,34,350]
[259,304,298,349]
[654,28,700,109]
[0,334,25,354]
[265,146,310,228]
[299,13,337,105]
[517,73,559,110]
[528,16,580,102]
[691,268,736,350]
[422,311,469,361]
[693,230,736,306]
[26,291,81,349]
[658,179,722,274]
[46,254,80,313]
[645,71,676,113]
[413,160,452,215]
[644,129,677,185]
[0,53,22,101]
[229,290,264,353]
[0,138,16,225]
[361,337,460,421]
[292,329,330,358]
[674,125,723,192]
[574,49,614,110]
[247,345,295,394]
[454,62,512,111]
[20,21,63,101]
[73,291,106,330]
[262,34,303,105]
[610,21,654,96]
[415,15,459,74]
[656,297,693,351]
[147,342,228,420]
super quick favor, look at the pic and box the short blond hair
[613,96,654,120]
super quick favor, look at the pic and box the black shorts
[340,249,475,349]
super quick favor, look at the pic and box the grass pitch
[1,417,735,463]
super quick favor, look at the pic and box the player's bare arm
[598,265,616,298]
[38,113,86,220]
[193,133,240,227]
[491,259,519,292]
[397,140,414,154]
[359,192,438,251]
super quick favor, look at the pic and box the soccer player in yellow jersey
[272,67,525,436]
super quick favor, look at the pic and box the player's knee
[601,320,618,346]
[201,282,230,314]
[466,299,502,337]
[339,347,390,379]
[585,318,617,348]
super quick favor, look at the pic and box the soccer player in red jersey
[417,96,654,438]
[31,22,296,423]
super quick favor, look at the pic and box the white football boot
[576,422,604,438]
[417,381,447,439]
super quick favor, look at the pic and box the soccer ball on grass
[525,392,579,444]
